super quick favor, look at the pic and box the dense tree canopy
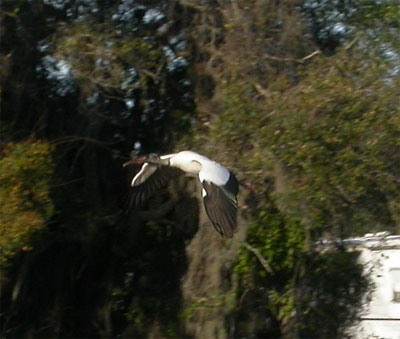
[1,0,399,338]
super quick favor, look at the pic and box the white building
[341,233,400,338]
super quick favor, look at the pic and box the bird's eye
[148,153,159,160]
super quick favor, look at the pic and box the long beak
[123,156,146,167]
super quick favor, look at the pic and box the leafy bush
[265,52,400,236]
[234,205,368,337]
[0,140,54,266]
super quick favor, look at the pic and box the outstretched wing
[128,163,180,208]
[201,179,238,238]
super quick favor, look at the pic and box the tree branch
[264,50,321,64]
[243,242,273,273]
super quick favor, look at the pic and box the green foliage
[206,42,398,335]
[54,23,164,97]
[265,52,400,236]
[1,0,26,16]
[350,1,400,30]
[236,208,305,278]
[189,2,397,336]
[213,82,260,150]
[206,47,400,237]
[298,250,369,338]
[234,205,368,337]
[302,0,400,52]
[233,206,305,331]
[0,140,54,266]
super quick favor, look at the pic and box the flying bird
[123,151,240,238]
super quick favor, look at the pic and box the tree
[182,0,399,336]
[0,140,54,267]
[1,0,399,337]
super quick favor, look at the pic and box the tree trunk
[181,183,249,338]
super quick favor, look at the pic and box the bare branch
[254,83,270,99]
[300,50,321,62]
[243,242,273,273]
[344,37,359,50]
[178,0,207,12]
[264,50,321,64]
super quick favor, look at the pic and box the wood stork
[123,151,239,238]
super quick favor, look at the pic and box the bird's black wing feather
[202,180,238,238]
[128,164,181,209]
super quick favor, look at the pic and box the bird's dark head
[123,153,160,167]
[146,153,160,162]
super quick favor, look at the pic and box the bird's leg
[239,181,256,193]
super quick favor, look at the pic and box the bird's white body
[162,151,230,186]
